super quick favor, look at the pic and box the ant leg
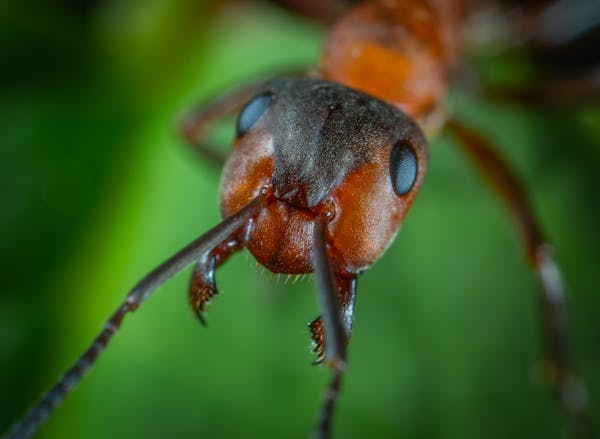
[312,216,349,439]
[308,274,356,364]
[179,83,263,166]
[446,119,593,437]
[189,230,249,325]
[267,0,357,24]
[482,69,600,106]
[3,197,263,439]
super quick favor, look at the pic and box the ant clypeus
[2,0,596,438]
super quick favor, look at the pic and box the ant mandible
[3,0,595,438]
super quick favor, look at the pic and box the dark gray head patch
[252,77,426,207]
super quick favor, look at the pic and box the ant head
[220,77,428,273]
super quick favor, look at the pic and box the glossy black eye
[236,92,274,137]
[390,140,418,196]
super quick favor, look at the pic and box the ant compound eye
[390,140,418,196]
[236,92,274,137]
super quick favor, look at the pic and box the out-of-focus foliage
[1,1,599,438]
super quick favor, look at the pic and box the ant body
[2,0,598,438]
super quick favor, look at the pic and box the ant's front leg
[189,229,249,325]
[179,83,263,167]
[446,119,594,438]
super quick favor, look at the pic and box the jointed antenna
[3,197,262,439]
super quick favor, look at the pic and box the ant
[2,0,598,438]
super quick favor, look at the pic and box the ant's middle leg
[446,119,593,438]
[266,0,358,24]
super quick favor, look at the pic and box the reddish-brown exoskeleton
[4,1,594,438]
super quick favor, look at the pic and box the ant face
[220,77,428,274]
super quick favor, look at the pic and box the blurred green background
[1,1,599,438]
